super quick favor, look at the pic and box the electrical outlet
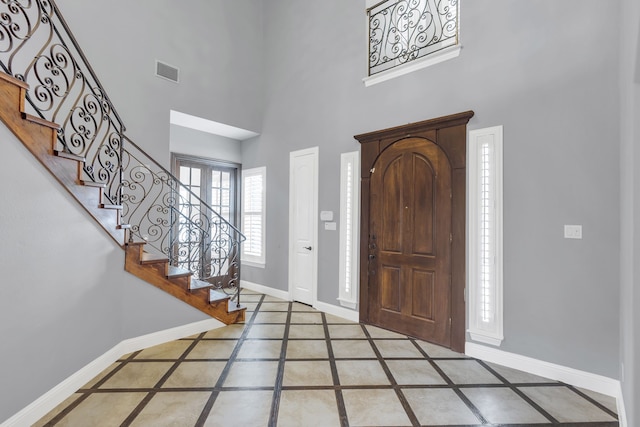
[564,225,582,239]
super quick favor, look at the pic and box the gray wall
[170,124,242,164]
[242,0,621,379]
[619,0,640,423]
[56,0,264,165]
[1,1,264,421]
[0,125,207,421]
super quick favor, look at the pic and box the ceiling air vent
[155,60,179,83]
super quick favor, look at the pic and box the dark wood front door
[355,111,474,352]
[369,138,452,346]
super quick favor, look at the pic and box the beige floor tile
[286,339,329,359]
[520,386,618,422]
[237,339,283,359]
[331,340,376,359]
[282,360,334,386]
[243,302,259,312]
[415,340,466,358]
[291,302,316,312]
[487,362,557,384]
[205,390,273,426]
[463,387,549,424]
[328,324,367,339]
[50,392,147,426]
[278,390,340,427]
[403,388,480,425]
[134,340,192,360]
[435,359,502,384]
[373,339,424,358]
[253,311,289,323]
[204,324,246,339]
[324,313,355,324]
[260,302,291,311]
[223,361,279,387]
[33,393,84,427]
[288,324,326,339]
[290,312,323,324]
[162,361,226,388]
[100,362,173,389]
[365,325,408,339]
[81,363,121,388]
[130,391,210,426]
[386,360,447,385]
[262,295,285,302]
[342,389,412,426]
[238,293,264,302]
[577,387,619,414]
[247,324,286,339]
[336,360,389,385]
[186,340,237,359]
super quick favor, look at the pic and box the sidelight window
[242,167,266,267]
[468,126,504,346]
[338,152,360,309]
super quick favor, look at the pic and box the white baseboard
[1,318,224,427]
[241,280,359,323]
[241,280,290,300]
[465,342,626,425]
[314,300,359,323]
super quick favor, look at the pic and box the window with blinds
[468,126,504,346]
[338,152,360,309]
[242,167,266,267]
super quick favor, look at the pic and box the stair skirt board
[239,280,359,323]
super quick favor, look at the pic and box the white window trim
[468,126,504,347]
[241,166,266,268]
[338,152,360,310]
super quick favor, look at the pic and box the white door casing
[288,147,319,306]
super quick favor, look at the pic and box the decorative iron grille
[368,0,459,76]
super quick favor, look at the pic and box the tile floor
[35,290,619,426]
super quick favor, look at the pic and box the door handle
[368,254,376,260]
[304,246,312,251]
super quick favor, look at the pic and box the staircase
[0,1,245,325]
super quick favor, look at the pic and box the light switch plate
[324,222,337,231]
[320,211,333,221]
[564,225,582,239]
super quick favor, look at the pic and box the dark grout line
[362,324,421,427]
[476,359,559,424]
[268,301,293,427]
[194,293,265,427]
[566,385,619,419]
[410,338,488,424]
[321,311,349,427]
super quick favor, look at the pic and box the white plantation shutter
[338,152,359,309]
[242,167,266,266]
[468,126,504,346]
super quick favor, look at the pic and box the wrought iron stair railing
[0,0,244,301]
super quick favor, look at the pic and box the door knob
[304,246,312,251]
[368,254,376,260]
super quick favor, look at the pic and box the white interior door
[288,147,319,306]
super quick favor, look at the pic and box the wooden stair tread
[140,252,168,264]
[167,266,192,279]
[53,150,85,163]
[209,289,230,303]
[227,300,245,313]
[81,180,106,188]
[99,204,123,210]
[191,278,213,291]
